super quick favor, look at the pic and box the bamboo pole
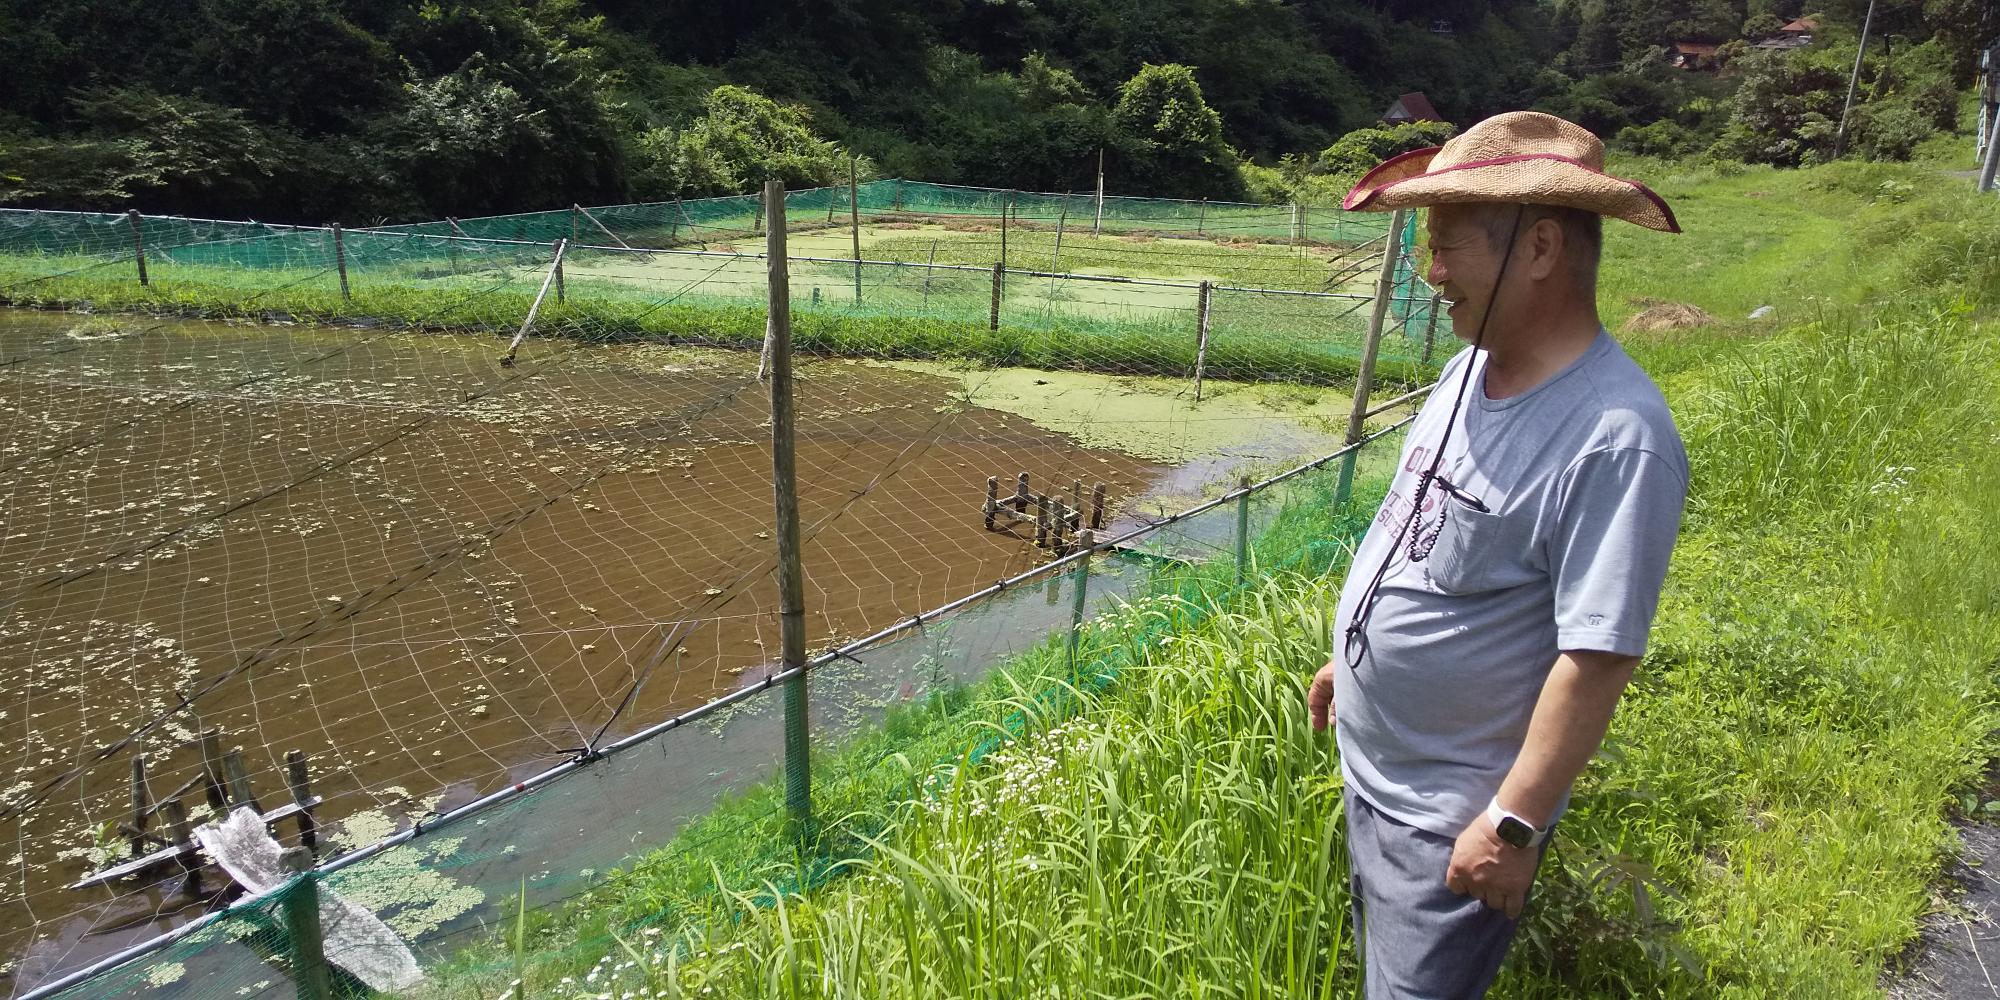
[1422,290,1444,365]
[499,239,568,367]
[575,204,632,249]
[1192,280,1214,402]
[765,179,812,839]
[1336,207,1408,505]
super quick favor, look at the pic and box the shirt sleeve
[1548,447,1688,657]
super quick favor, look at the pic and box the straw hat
[1342,111,1680,233]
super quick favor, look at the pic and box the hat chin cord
[1342,204,1525,670]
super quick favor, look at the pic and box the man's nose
[1426,256,1447,287]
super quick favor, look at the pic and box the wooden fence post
[286,750,317,852]
[1337,207,1408,505]
[765,179,813,841]
[126,210,148,286]
[1192,281,1214,402]
[990,262,1004,331]
[1066,529,1094,668]
[331,224,351,301]
[279,848,333,1000]
[1093,148,1105,236]
[128,756,150,858]
[1422,290,1443,366]
[1235,475,1252,585]
[198,728,228,812]
[849,157,863,305]
[1197,197,1208,237]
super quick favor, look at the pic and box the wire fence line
[0,187,1437,1000]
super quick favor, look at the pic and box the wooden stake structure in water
[765,179,813,838]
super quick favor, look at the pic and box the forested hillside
[0,0,1986,222]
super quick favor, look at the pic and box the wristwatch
[1485,797,1548,849]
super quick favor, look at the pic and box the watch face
[1496,816,1534,849]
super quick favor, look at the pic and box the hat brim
[1343,149,1681,234]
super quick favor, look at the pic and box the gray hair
[1469,203,1602,285]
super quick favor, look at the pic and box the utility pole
[1832,0,1877,160]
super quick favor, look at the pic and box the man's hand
[1444,813,1541,919]
[1308,658,1337,731]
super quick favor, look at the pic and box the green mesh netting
[0,186,1424,1000]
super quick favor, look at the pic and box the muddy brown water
[0,308,1163,989]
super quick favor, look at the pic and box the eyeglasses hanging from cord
[1342,205,1522,671]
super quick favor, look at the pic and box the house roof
[1780,17,1817,33]
[1383,92,1443,124]
[1671,41,1719,56]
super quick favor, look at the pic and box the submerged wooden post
[989,262,1004,331]
[1337,207,1408,506]
[1235,475,1252,586]
[1090,482,1107,529]
[128,756,150,858]
[126,210,148,286]
[161,798,200,897]
[280,847,333,1000]
[286,750,317,852]
[330,225,351,301]
[1014,472,1031,512]
[1035,494,1051,548]
[1070,479,1083,518]
[1066,529,1095,668]
[222,749,260,814]
[765,179,813,840]
[984,477,1000,530]
[198,728,228,812]
[1192,280,1214,402]
[1052,499,1070,554]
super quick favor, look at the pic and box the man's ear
[1524,216,1565,282]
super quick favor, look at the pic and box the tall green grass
[442,159,2000,999]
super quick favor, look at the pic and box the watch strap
[1485,797,1547,847]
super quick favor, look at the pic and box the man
[1306,111,1690,997]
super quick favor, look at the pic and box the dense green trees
[0,0,1985,221]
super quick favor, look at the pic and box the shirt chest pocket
[1426,501,1538,595]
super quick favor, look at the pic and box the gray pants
[1344,792,1542,999]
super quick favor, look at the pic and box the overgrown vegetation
[0,1,1986,221]
[397,152,1999,998]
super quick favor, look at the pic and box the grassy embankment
[405,156,2000,998]
[0,221,1432,389]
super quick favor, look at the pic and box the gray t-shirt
[1333,330,1687,838]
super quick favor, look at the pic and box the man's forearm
[1493,649,1639,827]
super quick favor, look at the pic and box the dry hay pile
[1623,299,1713,334]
